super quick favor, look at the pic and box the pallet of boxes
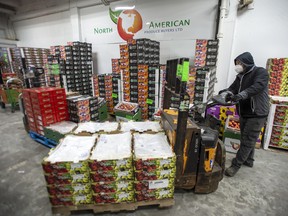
[42,121,175,215]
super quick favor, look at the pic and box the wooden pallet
[52,199,174,215]
[29,131,58,148]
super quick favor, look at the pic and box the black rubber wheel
[1,102,5,109]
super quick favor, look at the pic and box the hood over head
[234,52,255,72]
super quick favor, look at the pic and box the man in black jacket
[219,52,269,177]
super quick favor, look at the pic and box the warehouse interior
[0,0,288,216]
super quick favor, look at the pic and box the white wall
[11,0,288,85]
[14,11,73,48]
[216,0,288,92]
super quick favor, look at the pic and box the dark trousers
[232,117,266,169]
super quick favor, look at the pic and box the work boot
[225,166,239,177]
[243,161,253,168]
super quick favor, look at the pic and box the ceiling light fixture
[115,5,135,10]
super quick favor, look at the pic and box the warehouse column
[70,7,82,42]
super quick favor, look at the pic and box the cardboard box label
[148,179,169,189]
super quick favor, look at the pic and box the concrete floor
[0,108,288,216]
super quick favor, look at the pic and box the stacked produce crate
[187,67,196,104]
[67,95,107,123]
[89,133,134,204]
[267,58,288,96]
[120,44,130,102]
[147,65,159,119]
[0,48,12,73]
[158,65,166,109]
[23,48,50,87]
[22,87,68,135]
[193,67,217,105]
[111,59,120,74]
[264,96,288,150]
[112,74,121,108]
[133,133,176,201]
[9,48,23,79]
[49,42,93,95]
[46,55,62,87]
[137,65,149,119]
[93,74,120,113]
[194,39,219,68]
[123,38,160,119]
[42,135,96,206]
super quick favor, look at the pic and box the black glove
[230,94,242,102]
[225,91,234,102]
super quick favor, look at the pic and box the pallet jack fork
[161,58,226,193]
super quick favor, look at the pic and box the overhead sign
[81,0,218,43]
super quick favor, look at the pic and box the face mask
[235,64,244,73]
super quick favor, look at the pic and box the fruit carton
[135,188,174,201]
[92,191,134,204]
[44,172,90,185]
[47,183,92,196]
[49,194,93,206]
[135,167,176,181]
[134,179,174,191]
[134,157,176,171]
[91,181,134,193]
[49,195,73,206]
[42,160,90,174]
[89,157,133,171]
[90,170,134,182]
[133,133,176,179]
[225,116,240,132]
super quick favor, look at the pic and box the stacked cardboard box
[193,67,216,105]
[147,65,159,119]
[138,65,149,119]
[93,74,120,113]
[187,67,196,104]
[22,87,68,135]
[122,38,160,119]
[264,96,288,150]
[0,48,12,73]
[22,48,50,68]
[133,133,176,201]
[67,95,107,123]
[120,44,130,102]
[267,58,288,96]
[89,133,134,204]
[42,135,96,206]
[49,42,93,95]
[194,39,219,68]
[158,65,166,109]
[46,55,62,87]
[112,74,120,108]
[111,59,120,74]
[9,48,23,77]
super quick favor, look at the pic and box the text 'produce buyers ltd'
[144,19,190,34]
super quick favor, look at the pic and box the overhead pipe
[216,0,229,39]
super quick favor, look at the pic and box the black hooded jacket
[228,52,269,118]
